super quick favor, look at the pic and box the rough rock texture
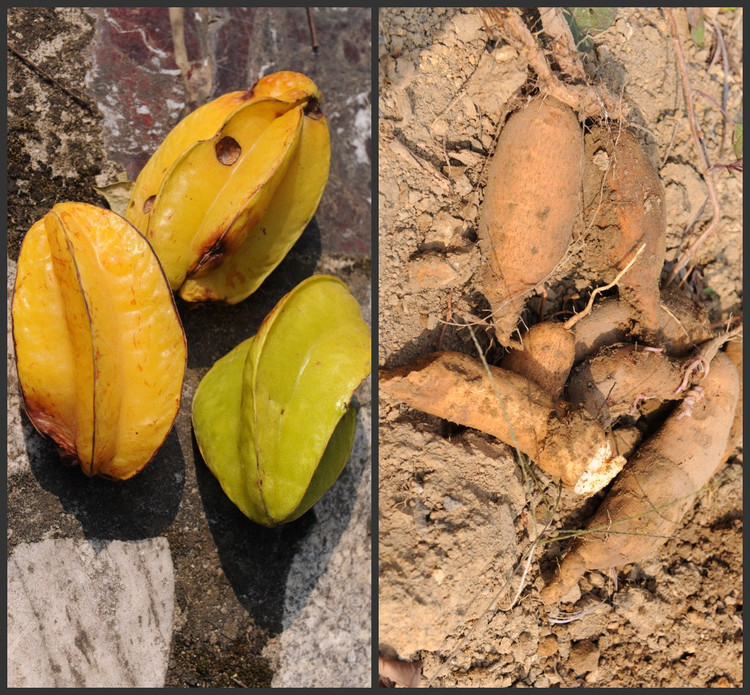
[8,538,174,688]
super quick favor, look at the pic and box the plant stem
[663,8,724,287]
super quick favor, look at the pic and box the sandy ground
[378,7,742,687]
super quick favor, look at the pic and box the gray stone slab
[7,537,175,688]
[271,407,372,687]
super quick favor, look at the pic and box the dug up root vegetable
[571,286,714,365]
[722,338,742,461]
[11,202,187,480]
[477,94,584,348]
[192,275,371,527]
[579,124,667,341]
[540,350,739,605]
[126,70,330,305]
[499,120,671,391]
[500,283,714,407]
[501,321,575,399]
[567,343,689,428]
[380,351,625,496]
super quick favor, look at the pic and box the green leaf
[569,6,618,33]
[564,7,617,51]
[192,275,371,526]
[689,14,706,47]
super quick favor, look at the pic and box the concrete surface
[7,6,372,688]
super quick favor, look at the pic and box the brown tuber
[540,350,740,604]
[501,322,575,399]
[567,344,686,427]
[380,351,625,496]
[580,126,667,341]
[477,95,583,347]
[572,289,714,365]
[722,338,743,461]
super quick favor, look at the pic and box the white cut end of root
[573,443,627,496]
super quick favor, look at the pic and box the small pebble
[710,676,732,688]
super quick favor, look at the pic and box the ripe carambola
[12,202,187,480]
[126,71,331,305]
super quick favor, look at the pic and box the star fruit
[125,71,331,305]
[192,275,371,526]
[11,202,187,480]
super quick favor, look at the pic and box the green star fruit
[192,275,371,526]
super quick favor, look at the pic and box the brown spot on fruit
[215,136,241,165]
[23,398,77,461]
[226,270,246,290]
[189,235,229,277]
[303,97,323,119]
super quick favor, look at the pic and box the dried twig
[661,117,681,167]
[710,18,731,158]
[481,7,624,120]
[306,8,319,54]
[230,674,248,688]
[168,8,213,109]
[694,89,737,128]
[168,9,192,98]
[7,44,98,115]
[663,8,724,287]
[548,599,606,624]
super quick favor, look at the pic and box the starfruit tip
[250,70,322,105]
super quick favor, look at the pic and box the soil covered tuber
[540,350,740,604]
[572,287,714,364]
[722,338,743,461]
[380,351,625,495]
[477,95,583,347]
[501,321,575,398]
[567,343,686,427]
[580,125,666,341]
